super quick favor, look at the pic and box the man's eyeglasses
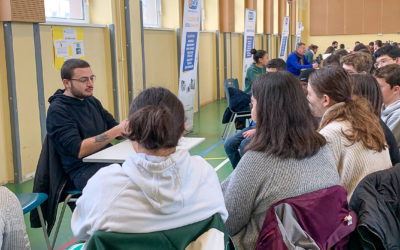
[374,58,395,69]
[70,75,96,83]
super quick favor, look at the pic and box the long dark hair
[310,67,386,152]
[350,73,383,116]
[126,87,185,150]
[246,71,326,159]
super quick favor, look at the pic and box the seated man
[374,44,400,69]
[46,59,127,190]
[286,42,318,77]
[375,64,400,148]
[340,52,373,74]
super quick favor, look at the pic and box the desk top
[83,137,205,164]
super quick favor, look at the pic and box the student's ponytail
[125,87,185,150]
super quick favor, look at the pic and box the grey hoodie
[382,100,400,149]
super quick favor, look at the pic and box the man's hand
[243,129,255,139]
[78,119,129,159]
[312,63,318,69]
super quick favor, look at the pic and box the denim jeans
[224,126,253,169]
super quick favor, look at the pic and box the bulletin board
[52,27,85,69]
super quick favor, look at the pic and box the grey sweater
[221,145,339,250]
[0,187,30,250]
[381,99,400,148]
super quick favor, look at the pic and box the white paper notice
[71,41,84,57]
[63,29,77,40]
[54,40,69,57]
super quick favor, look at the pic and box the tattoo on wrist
[95,133,108,142]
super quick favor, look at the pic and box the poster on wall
[178,0,201,132]
[242,9,256,90]
[52,27,85,69]
[296,22,303,45]
[279,16,290,59]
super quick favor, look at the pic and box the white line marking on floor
[215,158,230,172]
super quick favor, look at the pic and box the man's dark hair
[61,59,90,80]
[369,41,374,47]
[374,45,400,60]
[323,54,340,67]
[332,41,338,45]
[375,40,383,48]
[325,46,335,54]
[296,42,306,49]
[247,71,326,159]
[374,64,400,89]
[354,43,370,53]
[266,58,287,71]
[311,44,319,50]
[340,52,373,73]
[127,87,185,150]
[333,49,349,58]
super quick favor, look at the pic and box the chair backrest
[223,78,239,105]
[86,214,234,250]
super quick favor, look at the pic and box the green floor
[6,99,235,250]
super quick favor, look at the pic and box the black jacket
[30,135,70,235]
[349,165,400,249]
[46,89,118,179]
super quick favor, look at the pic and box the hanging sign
[242,8,257,90]
[279,16,290,59]
[178,0,201,131]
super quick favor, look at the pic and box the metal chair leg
[37,206,52,250]
[51,193,78,250]
[222,113,235,139]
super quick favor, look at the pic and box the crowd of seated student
[6,39,400,249]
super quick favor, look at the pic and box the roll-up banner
[242,9,257,89]
[279,16,290,59]
[178,0,201,131]
[296,21,303,45]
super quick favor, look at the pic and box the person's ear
[62,79,71,89]
[322,94,333,108]
[392,85,400,95]
[179,123,186,138]
[395,57,400,64]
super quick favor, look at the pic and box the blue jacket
[286,51,313,76]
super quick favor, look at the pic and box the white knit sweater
[320,104,392,200]
[0,186,30,250]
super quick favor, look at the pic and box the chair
[67,214,234,250]
[16,193,51,250]
[30,135,82,249]
[51,190,81,250]
[222,78,252,139]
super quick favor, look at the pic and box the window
[45,0,89,23]
[142,0,161,28]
